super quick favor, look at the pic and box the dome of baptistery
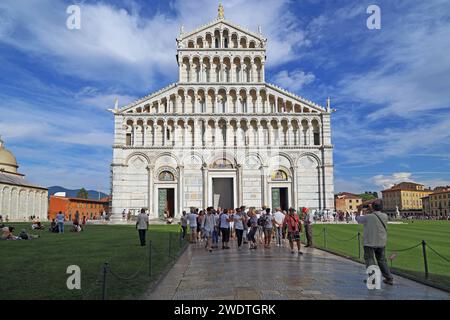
[0,136,18,174]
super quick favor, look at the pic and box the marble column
[177,166,184,216]
[237,164,243,207]
[147,165,154,217]
[290,166,297,210]
[202,163,208,208]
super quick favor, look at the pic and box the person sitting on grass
[32,221,44,230]
[18,229,40,240]
[49,219,59,233]
[71,219,83,232]
[2,226,18,240]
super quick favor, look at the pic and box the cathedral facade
[110,8,334,221]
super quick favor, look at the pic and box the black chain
[108,258,147,281]
[426,244,450,264]
[388,242,422,252]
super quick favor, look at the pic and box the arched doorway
[208,158,237,209]
[154,168,177,219]
[269,169,291,211]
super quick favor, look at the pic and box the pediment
[178,19,266,49]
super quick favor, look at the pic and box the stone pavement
[145,240,450,300]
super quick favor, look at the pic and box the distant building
[335,192,363,212]
[0,136,48,221]
[425,187,450,217]
[422,195,431,215]
[381,182,432,216]
[48,195,109,221]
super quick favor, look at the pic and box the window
[349,206,353,209]
[126,133,132,146]
[271,170,288,181]
[158,171,174,181]
[210,158,234,169]
[314,132,320,145]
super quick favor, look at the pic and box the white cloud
[337,3,450,120]
[0,0,309,89]
[371,172,413,190]
[272,69,315,92]
[334,178,365,194]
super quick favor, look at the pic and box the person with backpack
[219,208,233,249]
[263,208,274,248]
[187,208,198,243]
[356,200,394,285]
[201,207,216,252]
[283,208,303,255]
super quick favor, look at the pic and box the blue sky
[0,0,449,194]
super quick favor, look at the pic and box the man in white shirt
[187,208,198,243]
[136,208,149,246]
[273,208,285,247]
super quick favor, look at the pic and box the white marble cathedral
[110,5,334,222]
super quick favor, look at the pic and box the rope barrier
[109,259,147,281]
[326,232,359,242]
[426,244,450,264]
[388,242,422,253]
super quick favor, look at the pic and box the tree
[359,193,377,201]
[76,188,89,199]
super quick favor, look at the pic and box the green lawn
[308,221,450,290]
[0,223,186,300]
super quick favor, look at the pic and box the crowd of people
[0,210,85,240]
[179,206,313,254]
[1,225,40,240]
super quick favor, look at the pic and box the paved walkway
[145,240,450,300]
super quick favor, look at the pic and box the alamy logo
[66,5,81,30]
[366,5,381,30]
[366,265,381,290]
[66,265,81,290]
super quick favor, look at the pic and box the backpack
[258,215,266,226]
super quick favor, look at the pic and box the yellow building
[381,182,432,216]
[334,192,363,212]
[427,188,450,217]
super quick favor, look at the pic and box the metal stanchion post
[102,262,108,300]
[421,240,429,279]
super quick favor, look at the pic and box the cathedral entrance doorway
[212,178,234,209]
[157,188,175,219]
[271,187,289,211]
